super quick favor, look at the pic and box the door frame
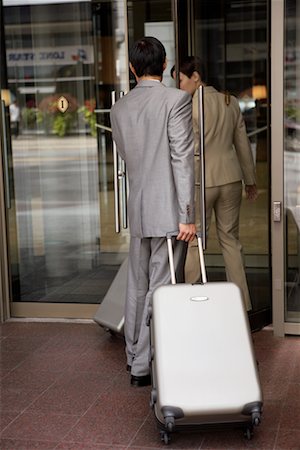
[271,0,300,336]
[0,102,10,322]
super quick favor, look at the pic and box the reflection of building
[4,0,96,134]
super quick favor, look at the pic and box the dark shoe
[126,364,131,373]
[130,374,151,387]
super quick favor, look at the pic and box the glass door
[176,0,272,330]
[1,0,129,318]
[127,0,175,88]
[272,0,300,336]
[284,0,300,333]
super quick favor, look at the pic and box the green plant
[285,102,300,121]
[21,107,39,129]
[52,112,76,137]
[79,99,97,137]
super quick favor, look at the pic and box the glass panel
[92,0,129,253]
[127,0,174,88]
[193,0,271,317]
[284,0,300,323]
[3,0,129,304]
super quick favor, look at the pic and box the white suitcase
[149,234,263,444]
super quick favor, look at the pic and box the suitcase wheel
[160,430,170,445]
[150,389,157,409]
[244,426,253,440]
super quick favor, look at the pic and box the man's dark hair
[179,56,207,83]
[129,37,166,78]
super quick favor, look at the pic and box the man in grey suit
[110,37,196,387]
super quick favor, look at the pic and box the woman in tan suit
[174,57,257,311]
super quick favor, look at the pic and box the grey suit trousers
[125,236,187,376]
[185,181,252,311]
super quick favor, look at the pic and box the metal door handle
[0,100,11,209]
[118,91,128,229]
[118,159,127,229]
[172,0,180,88]
[198,86,206,249]
[111,91,128,232]
[111,91,120,233]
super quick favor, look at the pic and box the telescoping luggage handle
[166,232,207,285]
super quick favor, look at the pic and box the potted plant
[38,94,78,136]
[79,99,97,137]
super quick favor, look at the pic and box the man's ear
[129,62,137,79]
[162,58,167,72]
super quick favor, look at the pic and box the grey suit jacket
[193,86,256,188]
[110,80,195,238]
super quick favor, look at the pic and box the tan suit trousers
[185,181,252,311]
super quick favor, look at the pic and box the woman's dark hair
[129,37,166,78]
[179,56,207,83]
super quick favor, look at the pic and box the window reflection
[284,0,300,322]
[193,0,270,314]
[3,0,129,304]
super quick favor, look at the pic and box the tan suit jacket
[186,86,256,311]
[193,86,256,188]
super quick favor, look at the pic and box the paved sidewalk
[0,321,300,449]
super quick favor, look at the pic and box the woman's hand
[245,184,258,201]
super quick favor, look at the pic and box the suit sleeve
[232,99,256,185]
[168,91,195,224]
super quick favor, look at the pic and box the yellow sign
[57,96,69,113]
[1,89,11,106]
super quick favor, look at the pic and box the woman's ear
[192,71,201,83]
[163,58,168,72]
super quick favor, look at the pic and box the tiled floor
[0,321,300,450]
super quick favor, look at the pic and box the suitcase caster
[244,426,253,440]
[164,416,175,432]
[160,430,170,445]
[150,389,157,409]
[252,412,261,426]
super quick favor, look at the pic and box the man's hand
[177,223,196,242]
[245,184,258,201]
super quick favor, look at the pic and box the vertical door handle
[111,91,128,232]
[119,156,128,229]
[172,0,180,88]
[0,100,11,209]
[198,86,206,249]
[118,91,128,229]
[111,91,120,233]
